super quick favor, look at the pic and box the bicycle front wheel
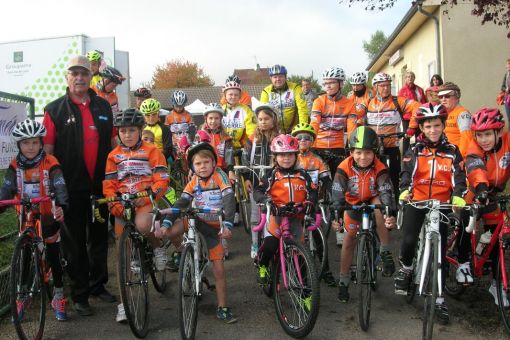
[496,243,510,335]
[118,229,150,338]
[178,244,199,340]
[273,239,320,338]
[10,234,46,340]
[422,236,439,340]
[356,233,372,331]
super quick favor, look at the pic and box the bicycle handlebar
[233,165,273,171]
[157,206,222,216]
[0,196,51,207]
[377,132,407,139]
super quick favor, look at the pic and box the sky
[0,0,411,90]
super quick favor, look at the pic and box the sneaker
[394,267,412,295]
[337,283,349,302]
[51,297,68,321]
[434,301,450,325]
[167,252,181,272]
[116,303,127,323]
[381,251,396,277]
[222,239,229,259]
[489,281,510,307]
[336,230,344,247]
[250,243,258,259]
[15,297,32,321]
[216,306,238,324]
[131,260,141,275]
[456,262,474,284]
[322,271,337,287]
[258,265,269,285]
[153,247,168,271]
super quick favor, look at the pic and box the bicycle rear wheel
[10,234,46,340]
[422,237,439,340]
[496,244,510,335]
[273,239,320,338]
[178,244,199,340]
[357,234,372,331]
[306,228,328,280]
[118,229,150,338]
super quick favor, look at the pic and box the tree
[341,0,510,38]
[363,30,388,62]
[150,59,214,89]
[287,75,322,93]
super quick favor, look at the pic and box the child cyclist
[0,119,69,320]
[242,105,279,258]
[464,107,510,306]
[291,122,337,286]
[254,134,318,286]
[165,90,196,157]
[395,103,467,324]
[140,98,174,161]
[103,109,170,323]
[159,142,238,323]
[331,126,397,302]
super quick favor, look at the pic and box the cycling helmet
[349,126,379,151]
[100,66,125,84]
[270,134,299,154]
[222,81,242,93]
[226,74,241,84]
[113,109,145,127]
[268,64,287,76]
[372,72,392,86]
[349,72,367,85]
[86,50,102,62]
[134,87,152,98]
[187,142,217,172]
[172,90,188,106]
[471,107,505,131]
[415,103,448,123]
[139,98,161,115]
[203,103,224,117]
[12,119,47,142]
[322,67,345,81]
[291,123,316,138]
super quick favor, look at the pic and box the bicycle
[305,197,329,282]
[376,131,407,168]
[445,195,510,335]
[91,189,167,338]
[253,201,320,338]
[2,195,55,340]
[169,156,189,197]
[155,205,221,340]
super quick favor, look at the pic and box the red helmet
[270,134,299,154]
[471,107,505,131]
[415,103,448,123]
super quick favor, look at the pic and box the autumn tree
[150,59,214,89]
[363,30,388,61]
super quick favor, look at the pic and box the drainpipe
[417,1,442,75]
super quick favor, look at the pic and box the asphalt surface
[1,225,509,339]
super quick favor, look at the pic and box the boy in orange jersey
[165,90,196,157]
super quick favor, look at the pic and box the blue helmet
[268,64,287,76]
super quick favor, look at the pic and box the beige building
[367,0,509,113]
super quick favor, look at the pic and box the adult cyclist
[346,71,374,113]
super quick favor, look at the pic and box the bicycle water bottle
[476,230,492,256]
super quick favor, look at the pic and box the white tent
[186,99,206,115]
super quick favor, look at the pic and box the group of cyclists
[2,50,510,338]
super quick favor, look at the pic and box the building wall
[440,3,509,112]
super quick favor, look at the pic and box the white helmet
[12,119,47,142]
[172,90,188,106]
[222,81,242,93]
[372,72,392,86]
[349,72,367,85]
[322,67,345,81]
[203,103,224,116]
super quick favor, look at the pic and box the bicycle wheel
[422,236,439,340]
[150,241,168,293]
[118,228,150,338]
[273,239,320,338]
[178,244,199,340]
[357,233,372,331]
[306,228,328,280]
[10,234,46,340]
[444,260,465,298]
[496,245,510,334]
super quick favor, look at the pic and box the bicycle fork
[419,209,442,297]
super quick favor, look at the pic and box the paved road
[1,226,508,339]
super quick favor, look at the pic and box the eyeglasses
[68,70,90,77]
[295,135,314,141]
[323,81,338,86]
[438,95,452,99]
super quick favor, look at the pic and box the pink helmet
[270,134,299,154]
[471,107,505,131]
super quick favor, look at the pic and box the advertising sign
[0,101,28,169]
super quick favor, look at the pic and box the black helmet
[100,66,125,84]
[134,87,152,98]
[113,108,145,127]
[187,142,217,172]
[348,126,379,151]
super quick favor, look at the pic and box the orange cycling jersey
[310,93,358,149]
[296,151,330,186]
[400,135,467,202]
[91,83,120,112]
[103,141,169,204]
[347,89,374,115]
[197,128,234,171]
[165,110,193,152]
[362,95,419,148]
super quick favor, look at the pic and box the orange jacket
[220,90,252,107]
[197,128,234,171]
[165,110,194,154]
[103,141,169,205]
[310,93,358,149]
[347,88,374,115]
[91,83,119,112]
[296,151,331,187]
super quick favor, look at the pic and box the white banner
[0,101,28,169]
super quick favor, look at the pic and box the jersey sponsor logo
[417,178,446,186]
[117,159,152,179]
[499,152,510,169]
[170,123,189,133]
[366,111,401,125]
[457,112,472,131]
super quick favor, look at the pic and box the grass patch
[0,169,18,270]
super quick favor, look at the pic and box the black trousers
[62,191,109,303]
[383,147,401,201]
